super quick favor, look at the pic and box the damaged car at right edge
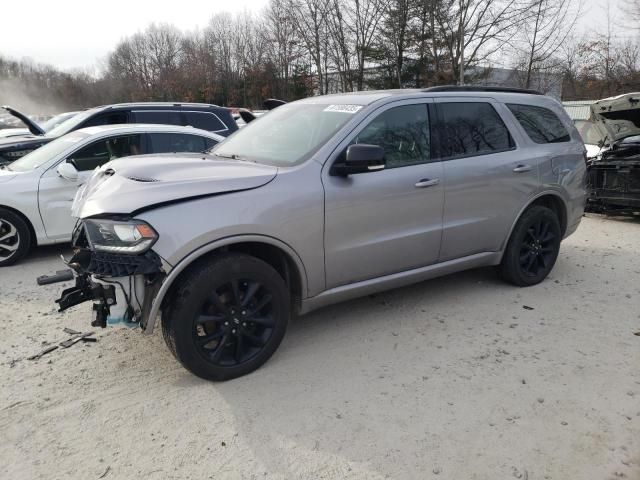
[41,87,586,381]
[585,92,640,215]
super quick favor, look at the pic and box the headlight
[84,219,158,254]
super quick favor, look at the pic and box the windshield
[9,131,89,172]
[40,112,79,132]
[46,109,95,138]
[211,103,361,166]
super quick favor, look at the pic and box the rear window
[507,104,570,143]
[184,112,227,132]
[435,102,514,159]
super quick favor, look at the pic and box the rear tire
[500,206,561,286]
[0,208,31,267]
[161,253,290,381]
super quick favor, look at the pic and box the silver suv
[46,87,587,381]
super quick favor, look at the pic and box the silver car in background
[48,86,587,381]
[0,124,223,265]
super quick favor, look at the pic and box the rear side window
[507,104,570,143]
[148,133,209,153]
[132,110,183,126]
[435,102,514,159]
[184,112,227,132]
[352,104,431,168]
[83,112,129,128]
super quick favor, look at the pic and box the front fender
[142,234,309,335]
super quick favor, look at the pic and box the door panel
[38,168,92,240]
[323,101,444,289]
[433,98,540,261]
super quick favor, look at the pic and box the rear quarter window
[507,104,570,143]
[183,112,227,132]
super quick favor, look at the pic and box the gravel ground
[1,214,639,480]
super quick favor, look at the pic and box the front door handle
[513,164,532,173]
[415,178,440,188]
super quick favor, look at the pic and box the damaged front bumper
[40,247,165,331]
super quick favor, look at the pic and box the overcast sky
[0,0,633,71]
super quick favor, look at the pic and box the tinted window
[184,112,226,132]
[132,110,183,126]
[68,134,143,171]
[352,104,430,168]
[148,133,210,153]
[507,104,570,143]
[435,102,514,159]
[83,112,129,128]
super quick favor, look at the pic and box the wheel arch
[145,235,308,335]
[0,204,37,248]
[501,192,568,255]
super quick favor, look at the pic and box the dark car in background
[0,102,238,165]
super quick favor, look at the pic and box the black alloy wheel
[162,253,290,381]
[500,205,561,286]
[194,279,276,366]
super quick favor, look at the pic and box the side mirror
[330,144,385,176]
[57,162,79,182]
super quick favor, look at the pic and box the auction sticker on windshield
[324,105,363,114]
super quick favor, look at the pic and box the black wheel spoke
[209,334,230,363]
[249,293,272,315]
[234,335,245,362]
[247,315,275,327]
[197,331,224,346]
[230,280,241,304]
[542,232,556,243]
[242,332,266,348]
[525,253,536,273]
[209,292,226,312]
[196,314,225,324]
[241,281,261,307]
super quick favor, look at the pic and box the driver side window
[351,104,431,168]
[67,134,143,171]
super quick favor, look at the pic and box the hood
[74,153,278,218]
[0,134,52,151]
[1,106,45,135]
[591,93,640,142]
[0,128,30,139]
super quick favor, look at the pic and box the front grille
[87,250,162,276]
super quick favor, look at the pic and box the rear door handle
[415,178,440,188]
[513,164,532,173]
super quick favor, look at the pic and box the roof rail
[423,85,543,95]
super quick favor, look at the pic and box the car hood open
[73,153,278,218]
[591,93,640,143]
[1,106,44,136]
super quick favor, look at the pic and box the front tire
[162,253,290,381]
[0,208,31,267]
[500,205,561,286]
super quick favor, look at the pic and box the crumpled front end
[587,139,640,214]
[45,219,166,331]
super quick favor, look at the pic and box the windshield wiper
[214,152,244,160]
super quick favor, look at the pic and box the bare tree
[435,0,530,84]
[514,0,582,89]
[290,0,331,94]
